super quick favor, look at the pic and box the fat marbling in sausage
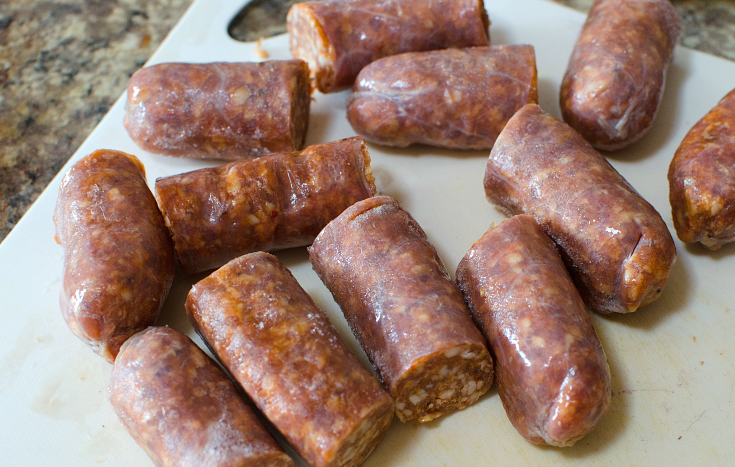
[309,196,493,422]
[484,104,676,313]
[109,326,293,467]
[347,45,537,149]
[124,60,311,160]
[54,150,174,362]
[669,88,735,249]
[155,137,376,275]
[560,0,680,150]
[456,215,611,447]
[186,252,394,467]
[288,0,490,93]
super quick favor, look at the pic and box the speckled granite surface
[0,0,194,242]
[553,0,735,61]
[2,0,735,242]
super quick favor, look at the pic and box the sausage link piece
[186,252,394,467]
[308,196,493,423]
[456,215,611,447]
[560,0,680,151]
[669,88,735,249]
[484,104,676,313]
[287,0,490,93]
[155,137,376,275]
[124,60,311,160]
[54,150,174,362]
[346,45,537,149]
[109,327,293,467]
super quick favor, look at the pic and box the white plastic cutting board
[2,0,734,465]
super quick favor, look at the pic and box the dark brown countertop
[2,0,735,242]
[0,0,194,242]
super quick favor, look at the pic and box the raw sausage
[186,252,394,467]
[154,137,376,275]
[560,0,680,150]
[287,0,490,93]
[54,150,174,362]
[484,104,676,313]
[347,45,537,149]
[669,88,735,249]
[124,60,311,160]
[108,327,293,467]
[456,215,611,447]
[308,196,493,422]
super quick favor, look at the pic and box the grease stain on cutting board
[0,316,54,394]
[29,346,109,424]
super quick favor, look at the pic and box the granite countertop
[2,0,735,243]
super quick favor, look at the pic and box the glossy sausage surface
[186,252,394,467]
[456,215,611,447]
[309,196,493,422]
[347,45,537,149]
[155,137,376,274]
[669,88,735,249]
[54,150,174,362]
[124,60,311,160]
[288,0,489,93]
[484,104,676,313]
[560,0,680,150]
[109,327,293,467]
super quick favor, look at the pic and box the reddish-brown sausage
[186,252,394,467]
[346,45,537,149]
[54,150,174,362]
[669,88,735,249]
[154,137,376,275]
[560,0,680,150]
[287,0,490,93]
[456,215,611,447]
[124,60,311,160]
[308,196,493,423]
[108,327,293,467]
[484,104,676,313]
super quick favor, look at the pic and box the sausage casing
[186,252,394,467]
[456,215,611,447]
[124,60,311,160]
[108,327,293,467]
[287,0,490,93]
[347,45,537,149]
[308,196,493,422]
[669,88,735,249]
[54,150,174,362]
[484,104,676,313]
[560,0,680,150]
[155,137,376,275]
